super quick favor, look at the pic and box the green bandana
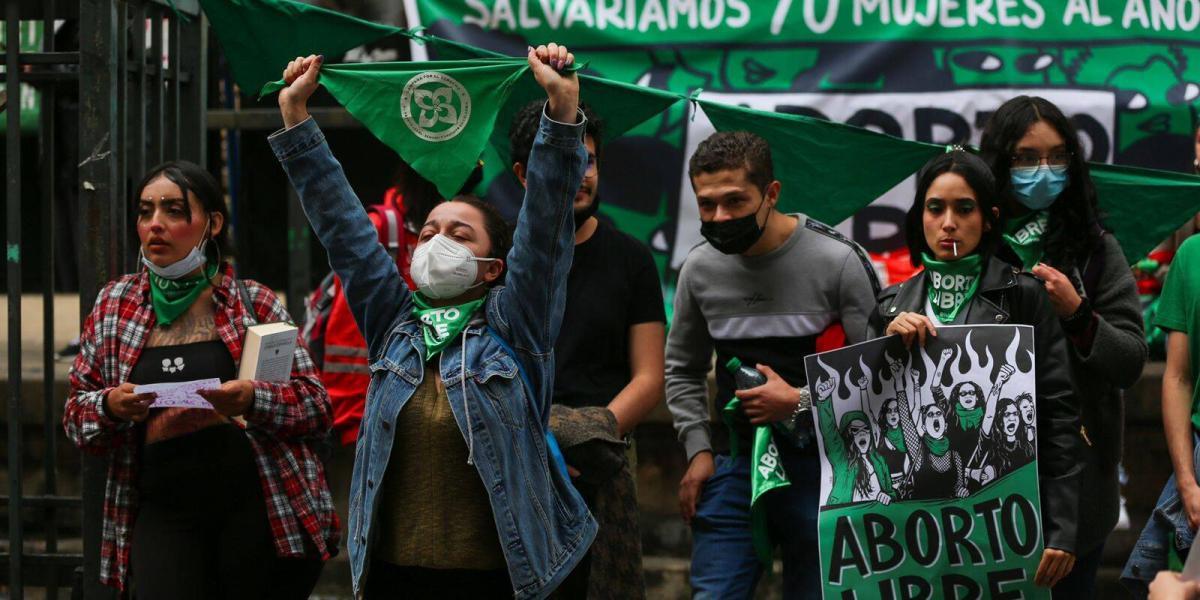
[884,426,907,453]
[1003,210,1050,271]
[723,397,790,566]
[412,293,485,361]
[955,402,984,430]
[925,434,950,457]
[921,253,982,324]
[149,263,218,326]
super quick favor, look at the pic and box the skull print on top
[129,340,237,443]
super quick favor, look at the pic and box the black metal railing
[2,0,206,597]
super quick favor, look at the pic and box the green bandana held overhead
[262,59,532,199]
[884,426,907,453]
[412,293,485,360]
[723,397,790,566]
[924,434,951,457]
[955,401,984,430]
[921,253,982,324]
[149,263,219,326]
[1003,210,1050,271]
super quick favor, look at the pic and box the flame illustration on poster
[804,325,1048,599]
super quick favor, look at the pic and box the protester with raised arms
[813,375,894,506]
[968,364,1033,484]
[869,150,1082,589]
[887,359,968,500]
[63,162,337,598]
[271,45,595,598]
[979,96,1147,597]
[508,100,666,597]
[855,372,908,493]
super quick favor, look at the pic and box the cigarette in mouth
[953,241,958,257]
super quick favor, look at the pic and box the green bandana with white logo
[412,293,485,361]
[921,253,982,324]
[1003,210,1050,271]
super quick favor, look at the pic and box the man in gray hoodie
[667,130,879,597]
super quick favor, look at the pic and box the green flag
[1091,163,1200,264]
[416,33,683,164]
[264,60,530,199]
[723,397,790,566]
[199,0,401,94]
[699,100,942,227]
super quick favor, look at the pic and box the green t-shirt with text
[1157,235,1200,429]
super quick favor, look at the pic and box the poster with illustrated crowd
[805,325,1048,600]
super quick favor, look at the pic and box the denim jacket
[270,112,596,599]
[1121,433,1200,598]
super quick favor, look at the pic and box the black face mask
[700,198,768,255]
[574,194,600,231]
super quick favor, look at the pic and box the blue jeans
[690,446,820,599]
[1122,435,1200,599]
[1051,542,1103,599]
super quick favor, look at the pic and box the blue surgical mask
[1010,164,1069,210]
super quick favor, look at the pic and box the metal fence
[2,0,207,597]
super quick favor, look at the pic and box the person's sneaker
[55,339,81,361]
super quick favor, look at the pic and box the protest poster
[804,325,1048,599]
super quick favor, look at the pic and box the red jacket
[322,187,416,445]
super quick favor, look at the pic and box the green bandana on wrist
[921,253,982,324]
[884,426,907,453]
[149,263,219,326]
[723,397,790,566]
[955,403,984,430]
[412,293,485,361]
[1002,210,1049,271]
[924,434,950,457]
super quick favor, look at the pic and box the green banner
[409,0,1200,280]
[197,0,1200,284]
[416,0,1200,44]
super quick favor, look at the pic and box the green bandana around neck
[884,426,907,453]
[149,262,219,326]
[921,253,982,324]
[955,402,984,430]
[412,293,485,361]
[722,397,790,566]
[924,434,951,457]
[1003,210,1050,271]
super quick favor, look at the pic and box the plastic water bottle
[724,357,813,448]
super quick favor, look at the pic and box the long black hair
[905,151,1004,267]
[134,161,233,261]
[979,96,1104,272]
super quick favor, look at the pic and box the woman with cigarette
[868,149,1083,589]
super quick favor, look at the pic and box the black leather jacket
[869,255,1083,553]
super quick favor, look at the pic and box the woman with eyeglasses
[869,149,1083,590]
[978,96,1146,598]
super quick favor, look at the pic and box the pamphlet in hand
[135,378,222,409]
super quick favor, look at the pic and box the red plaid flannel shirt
[63,265,339,591]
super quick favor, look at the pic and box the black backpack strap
[235,275,259,326]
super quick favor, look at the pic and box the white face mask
[410,234,498,299]
[141,219,211,280]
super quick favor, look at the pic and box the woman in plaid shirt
[64,161,339,598]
